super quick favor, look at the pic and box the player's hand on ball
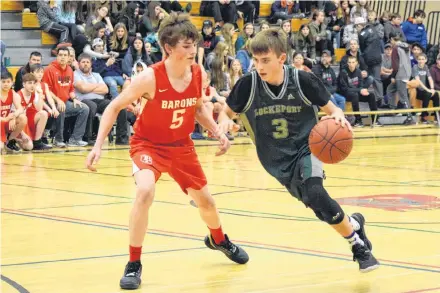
[321,110,352,132]
[86,147,101,172]
[215,133,230,156]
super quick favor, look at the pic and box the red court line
[3,208,440,270]
[402,287,440,293]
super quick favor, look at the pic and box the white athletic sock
[350,216,360,231]
[345,231,364,246]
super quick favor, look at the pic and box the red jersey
[18,89,38,115]
[0,89,14,118]
[133,61,202,145]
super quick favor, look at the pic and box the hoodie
[36,0,57,31]
[42,60,75,102]
[312,64,337,94]
[338,68,364,96]
[340,49,368,72]
[430,64,440,91]
[401,18,427,49]
[391,42,411,80]
[358,24,382,66]
[383,21,406,44]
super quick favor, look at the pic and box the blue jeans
[331,93,346,111]
[103,76,125,99]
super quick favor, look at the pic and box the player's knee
[136,185,155,206]
[16,114,27,125]
[194,192,216,210]
[38,110,49,121]
[303,178,344,225]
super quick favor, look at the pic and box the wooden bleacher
[0,0,24,11]
[179,1,201,15]
[22,12,39,28]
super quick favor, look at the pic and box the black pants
[201,1,237,24]
[416,89,440,118]
[237,1,255,23]
[159,1,183,13]
[345,91,378,121]
[47,22,69,44]
[81,98,128,142]
[60,23,78,42]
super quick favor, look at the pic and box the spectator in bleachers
[312,50,346,110]
[236,1,255,24]
[427,40,440,67]
[43,47,89,147]
[412,54,440,123]
[159,1,192,14]
[280,20,294,63]
[92,38,130,100]
[81,22,113,60]
[379,10,391,26]
[229,59,243,87]
[356,17,384,104]
[431,56,440,117]
[219,23,236,58]
[384,13,405,44]
[292,53,312,72]
[67,47,79,71]
[197,20,220,66]
[259,20,270,31]
[116,2,140,38]
[309,10,330,57]
[410,43,424,67]
[380,43,393,106]
[210,58,231,99]
[401,10,427,50]
[15,52,42,91]
[144,2,169,33]
[17,73,51,150]
[236,40,253,74]
[86,4,114,36]
[342,13,358,49]
[107,23,130,60]
[205,42,229,71]
[54,0,81,41]
[340,39,368,77]
[122,37,152,77]
[367,11,384,42]
[293,24,317,65]
[235,23,255,52]
[324,0,344,50]
[200,0,238,30]
[37,0,71,55]
[387,32,414,124]
[74,53,128,145]
[338,1,350,24]
[338,56,380,127]
[269,0,297,24]
[144,41,161,64]
[349,0,368,23]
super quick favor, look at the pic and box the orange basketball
[308,119,353,164]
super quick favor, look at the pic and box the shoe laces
[220,236,238,254]
[126,261,141,275]
[352,244,370,262]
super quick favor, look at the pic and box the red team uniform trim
[1,89,14,143]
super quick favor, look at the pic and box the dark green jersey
[227,66,331,184]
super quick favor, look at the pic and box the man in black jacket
[338,56,381,127]
[14,51,42,91]
[312,50,345,110]
[355,17,384,105]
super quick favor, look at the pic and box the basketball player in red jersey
[18,73,52,150]
[0,71,29,153]
[86,13,249,290]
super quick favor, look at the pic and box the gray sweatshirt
[36,0,57,31]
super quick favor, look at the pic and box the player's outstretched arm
[218,105,240,135]
[86,68,155,172]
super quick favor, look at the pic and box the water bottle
[333,38,338,50]
[4,57,10,67]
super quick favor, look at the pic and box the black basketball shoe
[351,213,372,251]
[120,261,142,290]
[204,234,249,264]
[352,243,380,273]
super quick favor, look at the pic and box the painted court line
[402,287,440,293]
[1,274,30,293]
[2,209,440,273]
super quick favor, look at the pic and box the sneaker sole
[352,213,372,251]
[119,280,140,290]
[204,236,249,264]
[360,263,380,273]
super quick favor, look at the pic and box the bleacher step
[3,47,54,66]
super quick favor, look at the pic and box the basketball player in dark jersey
[219,28,379,272]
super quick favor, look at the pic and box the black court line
[3,182,440,233]
[1,275,30,293]
[2,210,440,274]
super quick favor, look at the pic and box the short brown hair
[158,12,200,55]
[249,28,287,57]
[22,73,37,83]
[347,56,358,62]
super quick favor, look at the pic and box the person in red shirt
[18,73,52,150]
[86,13,248,290]
[42,47,89,148]
[0,71,29,153]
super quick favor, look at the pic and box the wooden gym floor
[1,126,440,293]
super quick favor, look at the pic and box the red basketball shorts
[1,120,10,143]
[129,136,207,194]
